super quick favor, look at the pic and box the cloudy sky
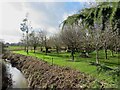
[0,1,92,43]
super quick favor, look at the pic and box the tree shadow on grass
[66,59,74,62]
[35,52,70,58]
[74,57,94,62]
[47,54,70,58]
[101,61,120,67]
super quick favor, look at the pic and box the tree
[61,2,120,63]
[29,31,39,53]
[44,36,52,55]
[101,22,114,59]
[90,23,103,64]
[60,25,81,61]
[49,34,62,53]
[21,33,27,52]
[38,30,47,52]
[20,13,32,54]
[38,30,50,55]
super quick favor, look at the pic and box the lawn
[13,49,119,87]
[8,46,24,51]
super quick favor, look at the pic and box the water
[5,59,28,88]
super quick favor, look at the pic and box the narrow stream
[4,59,28,88]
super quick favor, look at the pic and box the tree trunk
[115,43,117,54]
[26,31,29,54]
[56,46,59,53]
[71,48,74,61]
[111,50,114,57]
[105,49,107,59]
[40,46,43,52]
[96,49,99,64]
[45,47,48,55]
[31,46,32,51]
[44,36,48,55]
[26,47,29,54]
[24,45,26,52]
[115,46,117,54]
[104,42,107,59]
[34,46,36,53]
[86,52,89,57]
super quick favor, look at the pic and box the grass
[13,49,120,86]
[8,46,24,51]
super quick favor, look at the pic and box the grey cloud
[27,2,66,27]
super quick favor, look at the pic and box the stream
[3,59,28,88]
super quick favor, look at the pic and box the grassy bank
[3,53,108,88]
[13,50,119,87]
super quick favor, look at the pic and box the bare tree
[77,23,95,57]
[20,13,32,54]
[49,34,62,53]
[38,30,47,52]
[29,31,39,53]
[91,23,103,64]
[38,30,50,55]
[60,25,82,61]
[21,33,27,52]
[101,23,114,59]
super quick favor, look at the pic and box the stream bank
[0,59,12,90]
[0,58,28,89]
[2,52,106,89]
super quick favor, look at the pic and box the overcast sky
[0,1,92,43]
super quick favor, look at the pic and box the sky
[0,1,93,43]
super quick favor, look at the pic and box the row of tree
[60,2,120,63]
[21,2,120,64]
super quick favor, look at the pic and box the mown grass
[8,46,24,51]
[13,49,119,87]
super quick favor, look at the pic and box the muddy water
[5,59,28,88]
